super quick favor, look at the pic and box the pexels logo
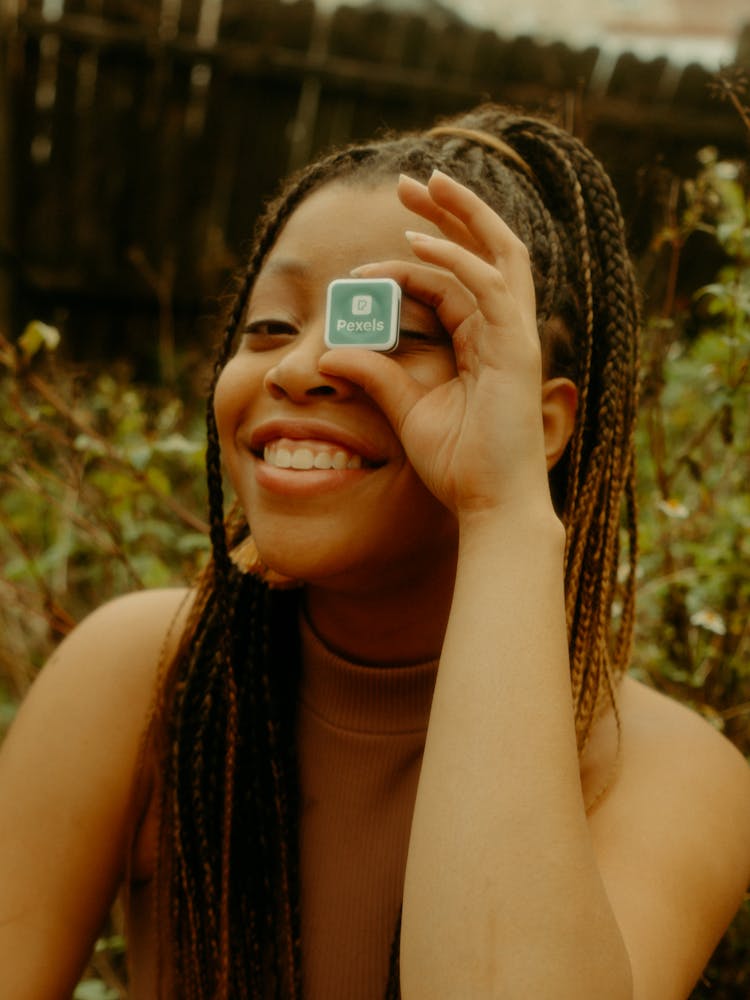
[352,294,373,316]
[325,277,400,352]
[336,318,385,333]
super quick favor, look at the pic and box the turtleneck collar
[299,611,439,736]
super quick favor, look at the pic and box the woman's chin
[254,545,385,595]
[253,542,342,588]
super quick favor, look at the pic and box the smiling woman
[1,104,749,1000]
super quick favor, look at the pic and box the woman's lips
[247,420,388,468]
[245,424,388,496]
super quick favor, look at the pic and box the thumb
[319,348,427,438]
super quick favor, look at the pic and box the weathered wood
[3,1,748,371]
[0,27,13,327]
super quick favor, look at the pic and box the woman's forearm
[400,507,632,999]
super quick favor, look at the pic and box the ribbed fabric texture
[297,614,438,999]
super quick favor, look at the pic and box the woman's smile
[241,416,391,498]
[248,428,387,500]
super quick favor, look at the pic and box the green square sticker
[325,278,401,351]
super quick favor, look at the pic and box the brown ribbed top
[297,614,438,1000]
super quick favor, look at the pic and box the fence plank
[4,3,749,372]
[0,26,13,324]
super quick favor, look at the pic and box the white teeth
[291,448,315,470]
[263,442,365,471]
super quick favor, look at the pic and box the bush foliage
[1,138,748,995]
[633,142,750,996]
[0,333,210,698]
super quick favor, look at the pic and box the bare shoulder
[585,676,750,999]
[0,587,194,999]
[4,584,194,761]
[45,584,194,681]
[5,586,195,755]
[603,676,750,841]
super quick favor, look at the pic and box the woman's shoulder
[63,585,195,663]
[585,675,750,997]
[23,587,196,723]
[616,674,750,803]
[588,674,750,866]
[584,673,750,811]
[1,586,197,853]
[8,586,195,738]
[1,586,197,822]
[0,587,196,995]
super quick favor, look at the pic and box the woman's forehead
[261,181,436,269]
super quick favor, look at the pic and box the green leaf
[18,321,61,359]
[74,433,108,458]
[125,442,153,471]
[153,432,204,457]
[144,465,172,496]
[73,981,119,1000]
[176,532,211,555]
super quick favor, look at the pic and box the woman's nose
[263,327,355,403]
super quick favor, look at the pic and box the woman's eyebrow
[247,258,311,312]
[258,257,310,281]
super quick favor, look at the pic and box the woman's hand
[318,170,553,520]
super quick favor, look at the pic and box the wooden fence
[1,0,749,375]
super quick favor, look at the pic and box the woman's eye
[246,320,297,336]
[242,320,297,348]
[398,328,449,348]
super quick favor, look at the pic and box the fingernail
[404,229,431,243]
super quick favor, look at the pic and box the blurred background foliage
[0,331,210,711]
[633,129,750,997]
[1,77,749,1000]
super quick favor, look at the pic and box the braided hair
[149,104,640,999]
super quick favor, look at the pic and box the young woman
[1,105,749,1000]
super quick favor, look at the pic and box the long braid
[492,116,639,745]
[385,906,403,1000]
[151,103,640,998]
[561,134,639,734]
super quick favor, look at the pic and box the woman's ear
[541,377,578,471]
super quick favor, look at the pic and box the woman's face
[213,181,460,594]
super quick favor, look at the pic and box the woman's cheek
[213,357,250,447]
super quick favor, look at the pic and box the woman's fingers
[400,235,538,366]
[400,170,536,315]
[425,170,519,259]
[356,235,537,374]
[352,259,478,339]
[320,176,548,511]
[397,174,481,255]
[402,233,515,330]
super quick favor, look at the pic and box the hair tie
[426,125,535,181]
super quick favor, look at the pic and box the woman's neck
[303,562,455,667]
